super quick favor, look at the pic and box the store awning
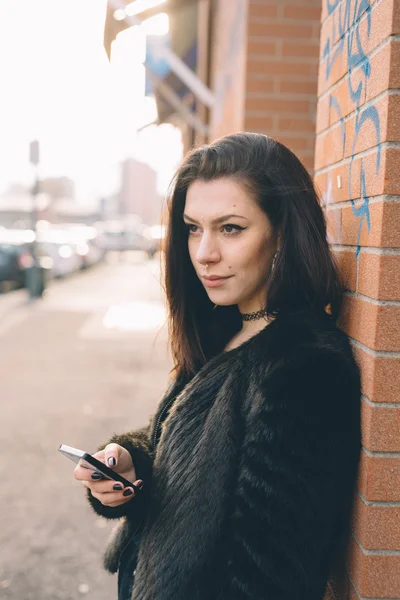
[104,0,202,126]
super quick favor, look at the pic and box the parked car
[40,224,104,271]
[39,241,82,279]
[77,241,104,269]
[96,224,158,258]
[0,242,52,291]
[0,244,27,290]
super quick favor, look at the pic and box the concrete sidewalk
[0,258,171,599]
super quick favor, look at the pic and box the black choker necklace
[240,307,269,322]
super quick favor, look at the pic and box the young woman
[74,133,361,600]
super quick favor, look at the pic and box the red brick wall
[244,0,321,171]
[207,0,321,172]
[315,0,400,598]
[209,0,249,139]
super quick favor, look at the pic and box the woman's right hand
[73,443,144,508]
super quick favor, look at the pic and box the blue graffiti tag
[323,0,380,257]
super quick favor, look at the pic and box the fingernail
[123,488,133,497]
[91,472,103,480]
[113,483,123,491]
[107,457,116,467]
[134,480,144,491]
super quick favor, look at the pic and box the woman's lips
[203,276,232,288]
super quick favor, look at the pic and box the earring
[271,251,278,273]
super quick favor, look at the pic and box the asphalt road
[0,253,172,599]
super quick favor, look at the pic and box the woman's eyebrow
[183,214,248,224]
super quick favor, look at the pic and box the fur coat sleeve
[215,346,361,599]
[86,373,188,524]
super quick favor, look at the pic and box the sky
[0,0,183,203]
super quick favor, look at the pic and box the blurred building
[0,189,50,228]
[104,2,400,599]
[40,176,76,202]
[120,157,163,225]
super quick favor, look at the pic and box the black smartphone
[58,444,134,488]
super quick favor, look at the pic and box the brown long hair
[164,132,344,378]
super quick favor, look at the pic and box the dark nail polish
[123,488,133,497]
[108,457,116,467]
[91,472,102,480]
[113,483,123,491]
[134,480,144,491]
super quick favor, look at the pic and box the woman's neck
[224,317,273,352]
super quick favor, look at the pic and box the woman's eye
[185,223,245,235]
[186,224,198,234]
[223,224,244,235]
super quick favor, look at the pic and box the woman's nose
[196,232,220,265]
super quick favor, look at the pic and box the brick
[318,34,348,95]
[358,253,400,301]
[314,172,326,198]
[347,536,400,598]
[358,0,398,56]
[361,398,400,452]
[279,79,318,94]
[278,116,316,133]
[344,96,387,158]
[247,58,317,76]
[389,41,400,88]
[352,345,400,404]
[245,96,309,113]
[332,248,357,291]
[275,135,310,152]
[244,115,275,132]
[345,95,400,156]
[282,41,320,58]
[353,494,400,550]
[248,3,277,19]
[381,202,400,247]
[301,154,315,172]
[386,93,400,140]
[248,21,313,38]
[316,93,330,133]
[358,451,400,502]
[283,5,321,21]
[314,123,345,170]
[366,41,391,102]
[329,67,366,126]
[247,40,277,57]
[326,206,342,244]
[246,76,275,94]
[341,201,400,250]
[339,295,400,352]
[319,160,362,203]
[361,148,400,198]
[341,201,379,247]
[394,0,400,32]
[321,0,375,44]
[319,13,340,59]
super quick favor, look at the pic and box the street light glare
[113,8,126,21]
[125,0,168,18]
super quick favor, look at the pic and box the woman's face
[184,178,279,312]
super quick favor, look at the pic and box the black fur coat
[88,308,361,600]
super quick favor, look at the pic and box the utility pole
[28,140,45,299]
